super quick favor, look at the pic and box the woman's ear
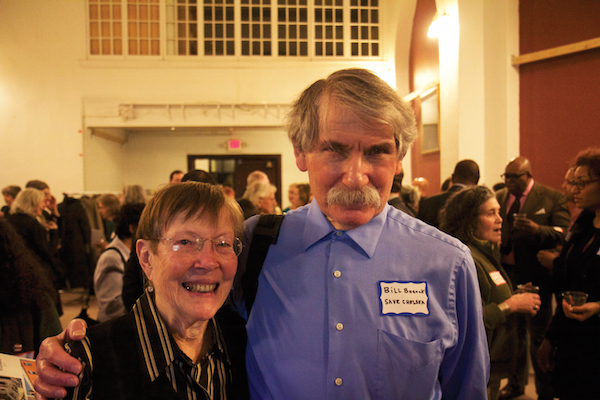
[136,239,154,281]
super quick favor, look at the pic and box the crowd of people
[0,68,597,399]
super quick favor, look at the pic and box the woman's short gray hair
[242,181,277,208]
[286,68,418,159]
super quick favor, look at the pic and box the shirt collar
[302,198,388,259]
[133,290,227,383]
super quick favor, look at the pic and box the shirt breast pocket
[376,329,443,400]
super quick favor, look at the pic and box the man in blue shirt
[35,69,489,399]
[237,69,489,398]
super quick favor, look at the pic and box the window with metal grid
[127,0,160,55]
[241,0,272,56]
[277,0,308,57]
[350,0,379,57]
[89,0,124,55]
[88,0,381,59]
[314,0,344,57]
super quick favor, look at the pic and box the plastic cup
[517,284,540,294]
[562,291,588,306]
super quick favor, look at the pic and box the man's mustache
[326,186,381,208]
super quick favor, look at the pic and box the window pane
[91,39,100,54]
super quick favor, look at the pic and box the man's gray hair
[286,68,418,159]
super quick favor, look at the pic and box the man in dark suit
[418,159,480,228]
[496,156,570,400]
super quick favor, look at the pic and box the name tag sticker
[489,271,507,286]
[379,281,429,316]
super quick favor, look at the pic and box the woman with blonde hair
[6,188,64,315]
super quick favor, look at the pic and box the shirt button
[335,231,343,236]
[336,323,344,331]
[333,270,341,278]
[335,378,343,386]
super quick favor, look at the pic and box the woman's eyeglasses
[154,237,243,257]
[568,179,600,190]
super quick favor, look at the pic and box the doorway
[187,154,282,206]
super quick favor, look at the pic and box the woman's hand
[536,338,555,373]
[562,299,600,321]
[504,292,541,316]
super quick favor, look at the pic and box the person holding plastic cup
[537,147,600,399]
[441,185,541,400]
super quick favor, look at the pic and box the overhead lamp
[427,12,450,38]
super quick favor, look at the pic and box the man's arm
[34,319,87,399]
[538,190,570,243]
[439,251,490,398]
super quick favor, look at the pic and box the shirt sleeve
[64,337,93,400]
[94,250,126,321]
[439,250,490,399]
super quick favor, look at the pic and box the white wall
[0,0,409,209]
[437,0,519,187]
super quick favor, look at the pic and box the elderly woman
[47,182,248,399]
[441,185,541,400]
[6,188,64,315]
[537,148,600,400]
[242,180,278,214]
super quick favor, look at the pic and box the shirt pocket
[375,329,443,400]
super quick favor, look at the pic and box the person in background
[412,176,429,198]
[34,68,489,399]
[220,185,236,199]
[496,156,570,400]
[238,171,270,219]
[400,184,420,215]
[536,166,582,270]
[1,185,21,217]
[94,203,145,323]
[96,193,121,246]
[440,177,452,192]
[419,159,480,229]
[6,188,63,316]
[387,171,415,216]
[25,180,60,233]
[245,170,269,187]
[441,185,541,400]
[0,218,62,358]
[169,170,184,184]
[537,148,600,400]
[283,183,311,213]
[122,184,146,205]
[182,169,216,184]
[242,181,278,214]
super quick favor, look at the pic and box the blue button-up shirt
[240,200,489,399]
